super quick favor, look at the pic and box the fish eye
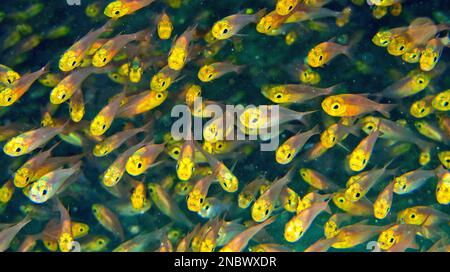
[402,184,407,190]
[410,213,415,219]
[318,55,323,61]
[200,198,204,204]
[97,239,104,245]
[7,97,12,102]
[275,93,283,99]
[208,73,213,79]
[399,45,405,51]
[355,192,360,198]
[162,81,166,87]
[79,227,84,232]
[61,94,66,100]
[222,28,228,34]
[389,238,394,243]
[267,25,271,30]
[16,147,22,153]
[103,58,107,63]
[157,93,163,99]
[115,10,120,15]
[338,197,345,203]
[265,209,269,215]
[332,103,340,110]
[204,205,210,210]
[102,124,106,130]
[72,61,77,67]
[137,163,142,169]
[173,149,180,155]
[42,189,48,195]
[286,153,291,159]
[25,177,29,182]
[148,187,154,193]
[362,159,367,165]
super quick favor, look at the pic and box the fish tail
[253,8,267,23]
[378,103,397,118]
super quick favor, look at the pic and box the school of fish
[0,0,448,252]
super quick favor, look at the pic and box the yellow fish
[261,84,337,104]
[275,125,319,164]
[92,204,124,240]
[90,92,125,136]
[0,65,47,107]
[322,94,395,118]
[347,129,379,172]
[59,21,113,72]
[198,62,245,82]
[3,123,66,157]
[167,26,197,70]
[252,167,295,222]
[157,10,173,40]
[373,181,395,219]
[104,0,155,19]
[212,9,265,40]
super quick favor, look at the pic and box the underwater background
[0,0,449,252]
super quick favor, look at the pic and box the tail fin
[378,103,397,118]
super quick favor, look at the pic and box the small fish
[435,166,449,205]
[377,223,422,252]
[126,142,164,176]
[275,125,320,164]
[219,216,276,252]
[198,62,245,82]
[307,34,359,67]
[81,236,110,252]
[414,120,448,144]
[347,129,379,172]
[262,84,337,104]
[252,167,295,222]
[3,123,66,157]
[0,216,31,252]
[92,203,125,240]
[69,89,85,123]
[53,198,74,252]
[284,200,331,242]
[187,174,215,212]
[332,190,374,216]
[432,89,450,112]
[93,120,152,157]
[332,222,389,249]
[238,177,269,209]
[410,95,434,118]
[0,65,47,107]
[345,161,395,202]
[240,105,315,130]
[360,116,434,153]
[276,0,300,16]
[177,118,196,181]
[102,140,147,187]
[320,121,359,149]
[59,21,113,72]
[14,142,59,188]
[167,25,197,70]
[104,0,155,19]
[0,64,20,85]
[150,65,182,92]
[373,181,395,220]
[90,92,125,136]
[118,89,168,118]
[148,182,194,228]
[50,66,109,104]
[419,35,449,71]
[280,187,299,212]
[92,29,150,67]
[393,167,437,195]
[380,70,431,98]
[299,168,341,192]
[397,206,450,228]
[212,9,266,40]
[324,213,353,239]
[322,94,395,118]
[28,162,81,203]
[157,10,173,40]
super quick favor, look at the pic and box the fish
[0,216,31,252]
